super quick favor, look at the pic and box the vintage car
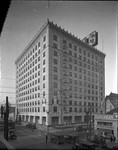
[72,140,98,150]
[8,129,17,140]
[64,132,80,144]
[26,123,36,129]
[48,132,65,144]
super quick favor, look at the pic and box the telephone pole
[89,103,92,140]
[4,96,9,141]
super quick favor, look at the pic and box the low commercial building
[104,93,118,113]
[94,111,118,142]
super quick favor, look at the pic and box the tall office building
[15,19,105,126]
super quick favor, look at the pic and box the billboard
[82,31,98,47]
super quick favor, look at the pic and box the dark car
[65,133,79,144]
[91,136,107,149]
[26,123,36,129]
[49,133,65,144]
[8,129,17,140]
[72,140,98,150]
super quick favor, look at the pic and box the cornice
[48,20,106,58]
[15,18,106,65]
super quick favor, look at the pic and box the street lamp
[58,90,63,131]
[85,109,89,141]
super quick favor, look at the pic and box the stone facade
[15,19,105,126]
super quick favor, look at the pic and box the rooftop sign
[82,31,98,47]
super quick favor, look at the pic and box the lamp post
[85,109,89,141]
[89,103,92,141]
[58,90,63,131]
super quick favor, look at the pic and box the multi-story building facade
[15,19,106,126]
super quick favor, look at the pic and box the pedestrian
[31,124,33,133]
[110,135,112,142]
[46,132,48,143]
[113,136,116,142]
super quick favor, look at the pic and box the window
[63,40,67,44]
[53,59,57,64]
[69,107,72,112]
[74,45,77,51]
[54,75,58,80]
[43,107,45,112]
[43,75,45,81]
[43,52,45,57]
[79,48,82,53]
[79,55,82,60]
[38,107,40,112]
[43,36,46,42]
[43,68,45,73]
[38,56,40,61]
[38,78,40,83]
[53,106,57,112]
[38,42,40,47]
[74,66,77,71]
[54,83,57,88]
[74,107,77,112]
[35,45,37,50]
[54,67,57,72]
[43,83,45,88]
[43,60,45,65]
[69,100,72,105]
[69,64,72,70]
[43,91,45,97]
[38,64,40,68]
[53,43,57,49]
[74,59,77,64]
[69,43,72,48]
[43,44,46,49]
[74,53,77,58]
[53,35,57,41]
[38,93,40,97]
[69,51,72,56]
[54,50,57,56]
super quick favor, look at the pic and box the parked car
[26,123,36,129]
[49,133,65,144]
[72,140,98,150]
[8,129,17,140]
[65,133,79,144]
[90,135,107,149]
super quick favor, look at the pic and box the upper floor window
[53,43,57,49]
[43,51,45,57]
[43,36,46,42]
[43,44,46,49]
[54,50,57,56]
[74,46,77,51]
[63,40,67,45]
[53,35,57,41]
[53,106,57,112]
[38,42,40,47]
[69,43,72,48]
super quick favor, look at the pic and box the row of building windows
[18,100,98,107]
[18,106,98,113]
[17,35,47,69]
[53,37,103,63]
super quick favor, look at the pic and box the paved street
[1,124,73,149]
[0,124,118,150]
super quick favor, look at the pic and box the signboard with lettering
[82,31,98,47]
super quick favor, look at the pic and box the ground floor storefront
[18,113,94,126]
[94,113,118,143]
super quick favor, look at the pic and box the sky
[0,0,117,104]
